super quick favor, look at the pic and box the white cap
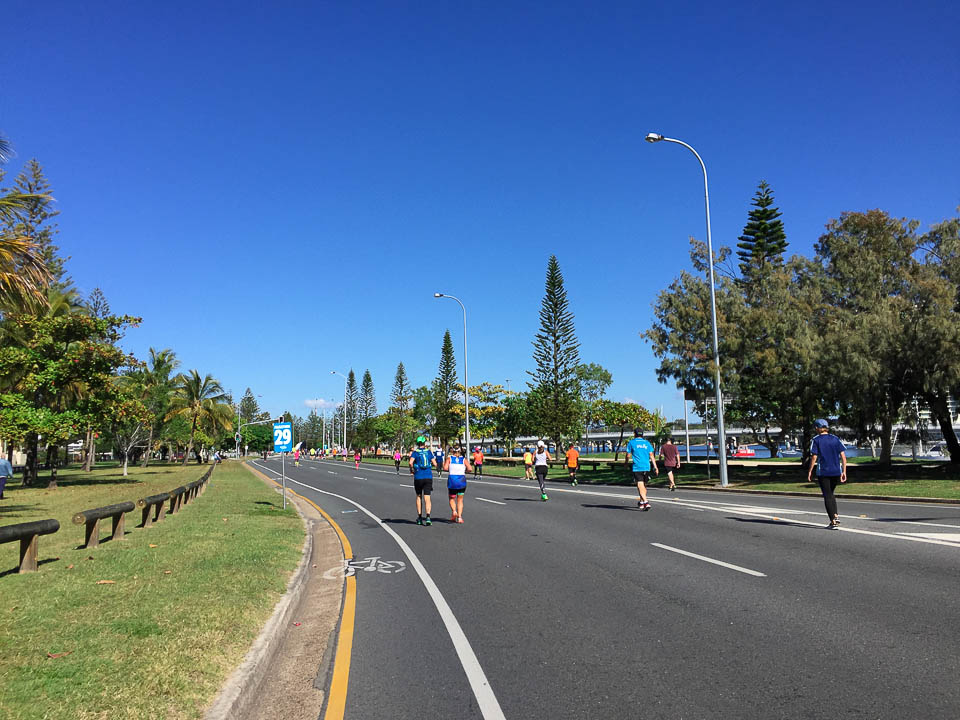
[537,440,545,448]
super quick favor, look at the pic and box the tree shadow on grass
[0,503,47,519]
[0,557,59,578]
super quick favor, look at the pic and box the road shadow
[504,497,539,502]
[871,517,959,523]
[581,503,635,511]
[729,517,826,530]
[0,557,59,578]
[382,518,419,525]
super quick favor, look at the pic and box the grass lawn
[359,455,960,499]
[0,460,303,720]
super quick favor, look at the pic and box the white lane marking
[891,520,960,530]
[353,476,364,480]
[287,460,960,549]
[476,498,506,506]
[651,543,767,577]
[898,532,960,542]
[399,483,413,488]
[327,471,336,475]
[252,461,506,720]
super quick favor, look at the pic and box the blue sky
[3,1,958,422]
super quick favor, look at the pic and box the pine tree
[11,159,65,283]
[86,287,111,319]
[736,181,787,282]
[390,362,412,412]
[527,255,582,448]
[345,369,359,444]
[359,370,376,420]
[432,330,460,446]
[239,388,260,424]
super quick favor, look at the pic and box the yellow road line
[243,462,356,718]
[324,573,356,720]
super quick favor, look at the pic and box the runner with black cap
[408,435,436,526]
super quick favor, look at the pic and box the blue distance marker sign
[273,422,293,452]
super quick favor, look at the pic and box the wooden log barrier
[72,502,135,549]
[136,492,171,528]
[0,519,60,573]
[168,486,186,515]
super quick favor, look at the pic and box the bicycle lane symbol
[323,556,407,579]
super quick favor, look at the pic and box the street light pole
[434,293,470,453]
[646,132,729,487]
[331,371,348,457]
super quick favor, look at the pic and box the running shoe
[416,516,423,526]
[541,493,549,501]
[642,502,651,511]
[424,516,432,526]
[670,485,676,491]
[829,519,839,529]
[833,515,841,526]
[450,514,458,523]
[456,516,464,524]
[637,500,643,508]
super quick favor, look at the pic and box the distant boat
[732,445,756,458]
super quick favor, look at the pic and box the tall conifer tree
[359,369,376,420]
[432,330,460,446]
[736,181,787,282]
[345,369,359,444]
[527,255,582,448]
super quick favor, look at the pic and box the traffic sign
[273,422,293,452]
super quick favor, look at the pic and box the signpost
[273,421,293,508]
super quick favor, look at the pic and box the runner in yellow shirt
[523,447,534,480]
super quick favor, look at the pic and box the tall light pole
[331,371,348,456]
[434,293,470,453]
[646,132,729,487]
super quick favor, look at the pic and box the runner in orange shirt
[472,447,484,477]
[565,443,580,486]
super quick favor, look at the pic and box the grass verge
[0,460,303,720]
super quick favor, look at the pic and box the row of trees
[646,180,960,465]
[0,138,240,486]
[281,255,665,455]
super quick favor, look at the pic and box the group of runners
[305,419,847,528]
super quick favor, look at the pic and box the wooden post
[85,519,100,548]
[155,502,166,523]
[19,534,38,573]
[142,506,153,529]
[112,513,126,540]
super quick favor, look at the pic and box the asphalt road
[251,456,960,720]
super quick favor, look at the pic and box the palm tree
[0,137,52,310]
[166,370,231,465]
[140,348,180,467]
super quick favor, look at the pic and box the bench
[136,492,170,528]
[0,519,60,573]
[73,502,135,548]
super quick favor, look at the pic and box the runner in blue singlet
[444,446,473,524]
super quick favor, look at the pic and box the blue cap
[814,419,829,429]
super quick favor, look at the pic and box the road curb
[204,463,337,720]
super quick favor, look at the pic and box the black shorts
[633,471,652,484]
[448,485,466,497]
[414,477,433,495]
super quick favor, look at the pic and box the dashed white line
[651,543,767,577]
[327,471,336,475]
[476,498,506,505]
[353,476,364,480]
[399,483,413,488]
[251,460,506,720]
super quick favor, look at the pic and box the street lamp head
[434,292,443,298]
[645,132,664,143]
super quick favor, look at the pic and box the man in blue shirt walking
[625,429,658,511]
[807,419,847,529]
